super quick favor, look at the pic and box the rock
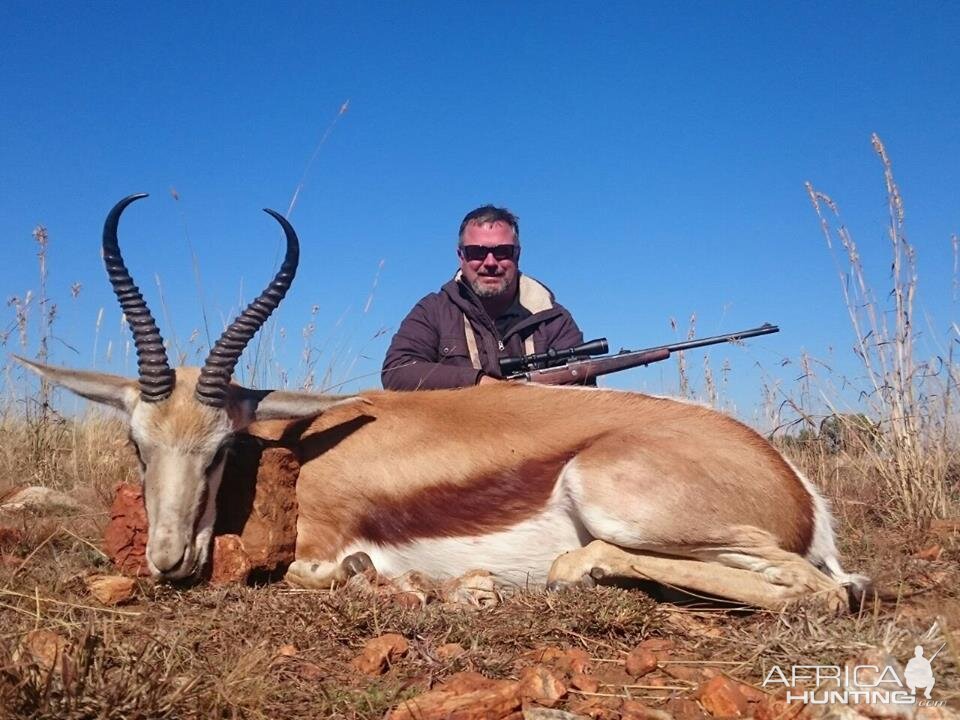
[561,649,593,675]
[389,678,521,720]
[351,633,409,675]
[1,486,84,513]
[102,483,150,576]
[625,648,659,677]
[697,675,749,717]
[523,647,593,675]
[570,673,600,694]
[518,665,567,708]
[211,535,253,584]
[84,574,137,605]
[214,441,300,573]
[14,630,69,678]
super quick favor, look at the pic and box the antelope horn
[103,193,176,402]
[196,209,299,407]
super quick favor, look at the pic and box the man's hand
[477,374,503,386]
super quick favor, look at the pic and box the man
[381,205,586,390]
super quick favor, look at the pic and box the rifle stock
[507,323,779,385]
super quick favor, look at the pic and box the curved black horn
[196,209,300,407]
[103,193,176,402]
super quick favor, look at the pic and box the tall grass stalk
[805,133,955,523]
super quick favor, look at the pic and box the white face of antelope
[128,368,235,581]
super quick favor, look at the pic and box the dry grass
[2,136,959,717]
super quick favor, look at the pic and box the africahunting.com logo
[762,644,945,707]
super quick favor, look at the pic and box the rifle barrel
[646,323,779,356]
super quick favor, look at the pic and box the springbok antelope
[18,194,871,611]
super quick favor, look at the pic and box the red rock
[439,672,502,693]
[14,630,69,677]
[389,679,520,720]
[517,665,567,707]
[84,574,137,605]
[351,633,409,675]
[562,648,594,675]
[214,442,300,572]
[523,646,593,675]
[211,534,252,585]
[697,675,749,717]
[570,673,600,694]
[103,483,150,576]
[625,648,659,677]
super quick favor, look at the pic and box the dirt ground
[0,478,957,720]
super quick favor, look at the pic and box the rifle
[499,323,780,385]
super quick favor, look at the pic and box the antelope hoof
[844,575,876,613]
[341,552,375,577]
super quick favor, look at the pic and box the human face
[458,221,520,298]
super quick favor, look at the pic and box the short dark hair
[458,205,520,246]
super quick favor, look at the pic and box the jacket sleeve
[381,297,484,391]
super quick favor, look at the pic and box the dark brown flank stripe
[354,453,577,545]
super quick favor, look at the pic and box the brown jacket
[381,273,585,390]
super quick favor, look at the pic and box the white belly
[339,502,590,588]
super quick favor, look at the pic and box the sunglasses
[459,244,518,262]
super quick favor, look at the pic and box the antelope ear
[231,386,371,425]
[13,355,139,413]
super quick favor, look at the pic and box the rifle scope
[499,338,609,375]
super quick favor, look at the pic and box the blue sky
[2,1,958,426]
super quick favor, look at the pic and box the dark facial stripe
[353,453,576,545]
